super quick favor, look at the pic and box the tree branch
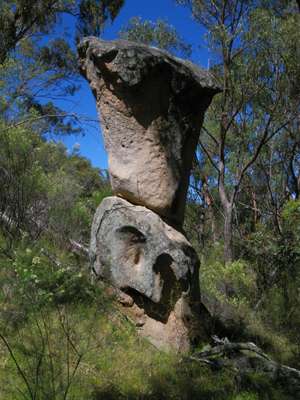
[199,140,220,172]
[0,333,33,400]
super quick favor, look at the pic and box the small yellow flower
[32,256,41,265]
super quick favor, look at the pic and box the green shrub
[201,252,257,308]
[0,240,102,321]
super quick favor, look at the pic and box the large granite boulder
[90,196,209,351]
[78,38,221,226]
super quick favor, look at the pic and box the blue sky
[59,0,208,170]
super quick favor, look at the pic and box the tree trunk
[251,190,259,227]
[218,167,234,263]
[203,177,217,242]
[210,209,217,243]
[223,205,233,263]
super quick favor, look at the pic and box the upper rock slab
[78,37,221,226]
[78,37,220,91]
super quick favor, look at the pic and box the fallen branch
[68,239,89,256]
[188,336,300,396]
[193,339,271,362]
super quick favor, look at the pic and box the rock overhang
[78,36,221,96]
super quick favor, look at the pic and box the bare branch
[199,140,220,172]
[202,125,220,146]
[0,333,33,400]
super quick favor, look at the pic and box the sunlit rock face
[78,37,221,227]
[90,196,209,351]
[78,38,220,351]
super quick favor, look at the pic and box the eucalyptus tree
[120,16,192,57]
[0,0,124,243]
[177,0,300,262]
[0,0,125,135]
[0,0,125,64]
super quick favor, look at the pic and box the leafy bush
[201,248,257,309]
[0,124,111,249]
[0,240,103,325]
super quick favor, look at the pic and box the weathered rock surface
[78,38,221,226]
[90,196,209,351]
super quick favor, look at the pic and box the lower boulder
[90,196,209,352]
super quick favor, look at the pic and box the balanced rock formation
[78,38,220,351]
[78,37,221,226]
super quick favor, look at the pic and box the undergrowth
[200,242,300,367]
[0,237,295,399]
